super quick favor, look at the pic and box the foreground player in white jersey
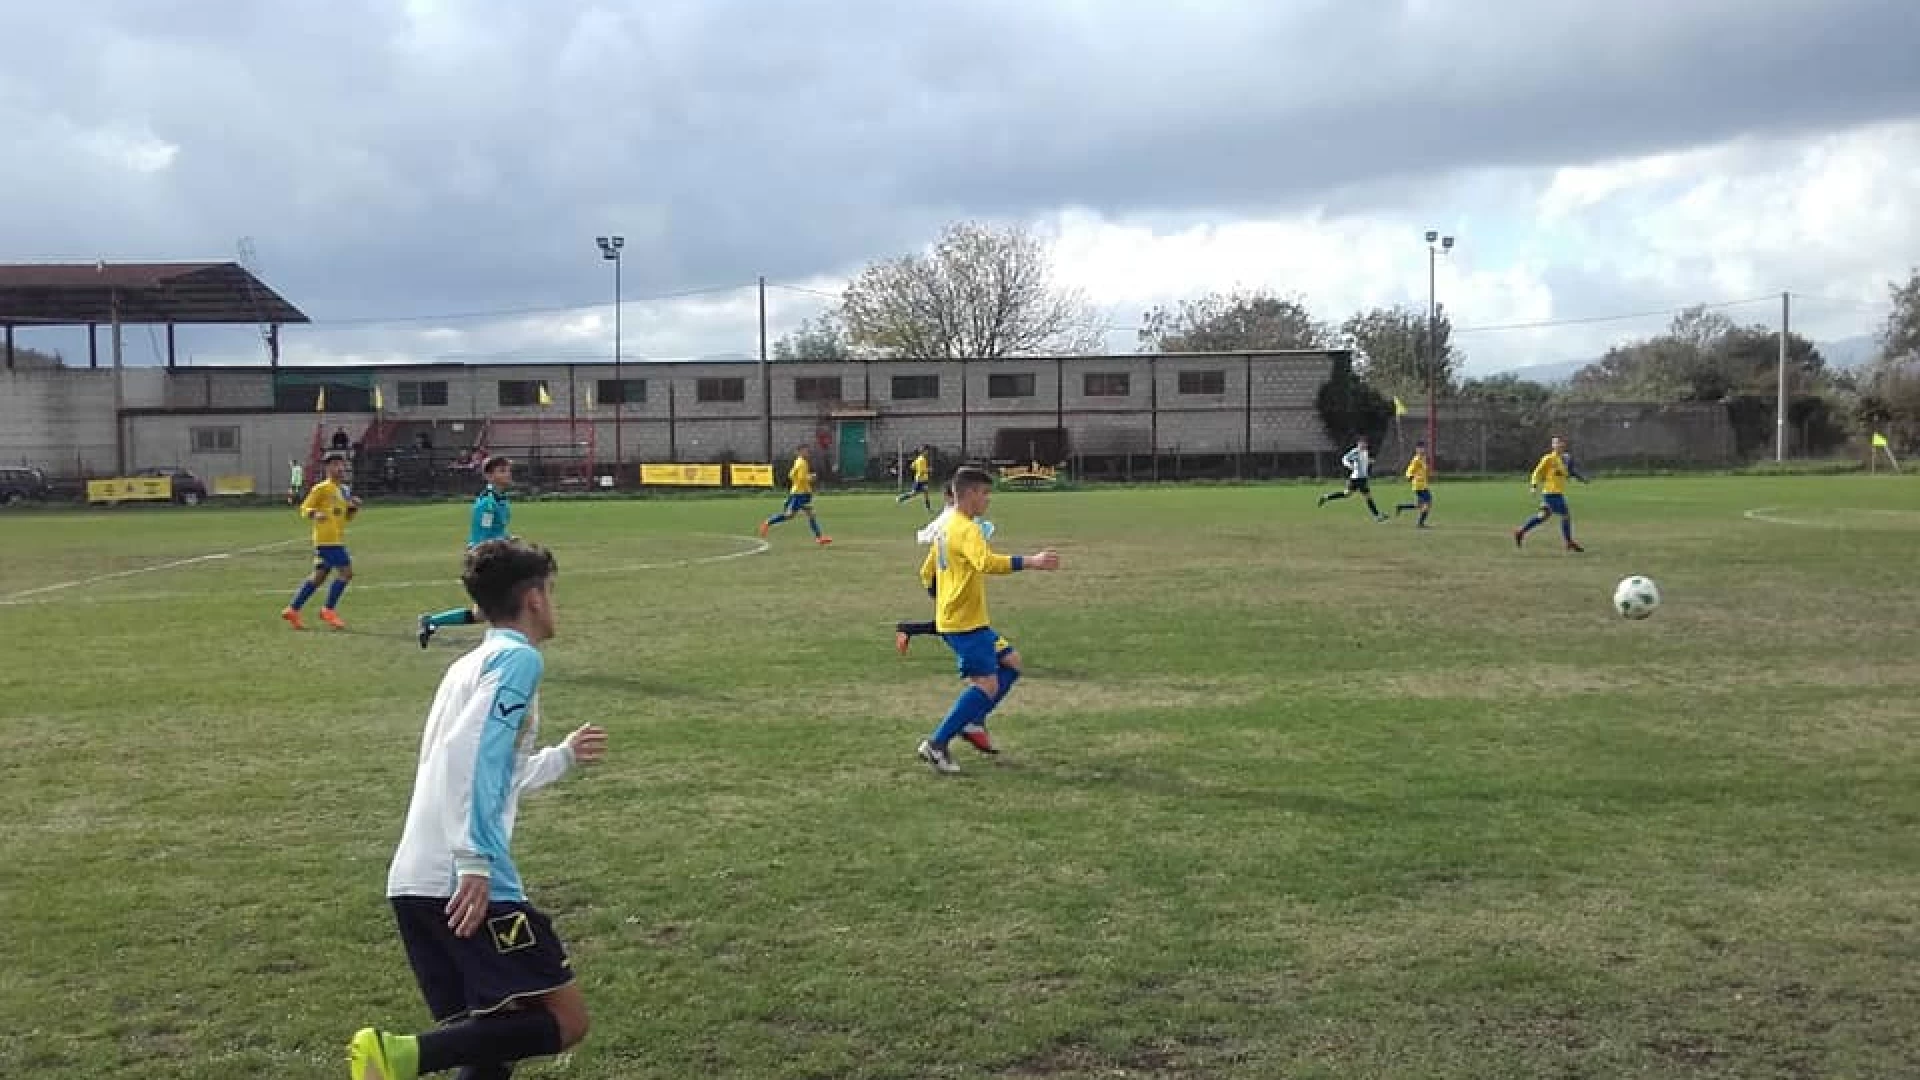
[1316,434,1388,521]
[349,538,607,1080]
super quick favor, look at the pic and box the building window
[1178,370,1227,395]
[697,377,746,403]
[1083,372,1130,397]
[891,374,940,400]
[397,380,449,407]
[793,376,843,403]
[191,426,239,453]
[988,373,1037,399]
[596,379,645,406]
[497,380,543,407]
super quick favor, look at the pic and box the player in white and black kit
[1317,435,1388,521]
[348,539,607,1080]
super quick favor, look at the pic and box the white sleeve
[517,744,575,796]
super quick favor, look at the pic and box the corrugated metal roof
[0,262,309,325]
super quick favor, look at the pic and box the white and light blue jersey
[468,486,511,548]
[386,628,573,903]
[1342,446,1373,480]
[916,508,993,545]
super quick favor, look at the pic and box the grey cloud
[1,0,1914,334]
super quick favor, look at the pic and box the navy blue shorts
[944,627,1014,678]
[1346,477,1371,494]
[782,493,814,514]
[1414,489,1432,505]
[909,480,928,493]
[1541,493,1570,516]
[313,545,352,570]
[391,896,573,1023]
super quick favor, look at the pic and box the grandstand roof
[0,262,309,326]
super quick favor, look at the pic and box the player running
[896,446,934,510]
[348,539,606,1080]
[1515,435,1589,552]
[418,455,514,648]
[281,451,359,630]
[759,444,831,545]
[914,467,1059,775]
[1394,440,1434,528]
[1317,435,1388,521]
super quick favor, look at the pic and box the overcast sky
[3,0,1915,373]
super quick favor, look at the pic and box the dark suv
[134,467,209,506]
[0,466,50,506]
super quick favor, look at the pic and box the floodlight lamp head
[1442,235,1455,252]
[1425,230,1438,244]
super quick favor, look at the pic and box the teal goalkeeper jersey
[468,486,510,548]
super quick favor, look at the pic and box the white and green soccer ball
[1613,575,1661,620]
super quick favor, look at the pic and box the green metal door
[837,421,869,479]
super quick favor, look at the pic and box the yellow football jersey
[920,513,1015,633]
[1405,454,1430,491]
[1530,452,1570,495]
[788,454,814,495]
[300,479,353,546]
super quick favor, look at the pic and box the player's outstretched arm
[1022,550,1061,571]
[518,724,607,795]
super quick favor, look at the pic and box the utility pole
[1775,291,1790,462]
[759,275,772,461]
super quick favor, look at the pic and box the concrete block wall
[7,351,1353,487]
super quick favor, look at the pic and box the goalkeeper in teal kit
[418,456,515,648]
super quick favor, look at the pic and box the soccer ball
[1613,575,1660,620]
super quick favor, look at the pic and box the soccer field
[4,475,1918,1079]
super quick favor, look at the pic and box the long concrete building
[0,350,1354,494]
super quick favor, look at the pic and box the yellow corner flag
[1872,432,1889,448]
[315,385,327,413]
[372,385,384,412]
[537,383,553,407]
[1393,396,1408,418]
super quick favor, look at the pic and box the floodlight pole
[1425,231,1453,464]
[597,236,625,468]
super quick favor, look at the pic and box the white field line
[0,537,304,603]
[0,533,769,608]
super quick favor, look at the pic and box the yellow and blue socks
[325,578,349,610]
[930,686,996,748]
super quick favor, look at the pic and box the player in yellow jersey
[759,443,831,545]
[281,452,361,630]
[1514,435,1589,552]
[1393,440,1433,528]
[896,445,934,510]
[913,467,1059,775]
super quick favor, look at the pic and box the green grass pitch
[3,475,1918,1078]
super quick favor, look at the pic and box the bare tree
[1138,289,1332,353]
[840,222,1103,359]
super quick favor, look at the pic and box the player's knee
[1000,652,1023,672]
[545,992,590,1048]
[967,675,998,696]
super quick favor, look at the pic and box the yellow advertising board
[728,463,775,487]
[86,477,173,504]
[214,475,257,496]
[640,463,725,486]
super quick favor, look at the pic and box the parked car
[0,465,50,506]
[133,466,209,506]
